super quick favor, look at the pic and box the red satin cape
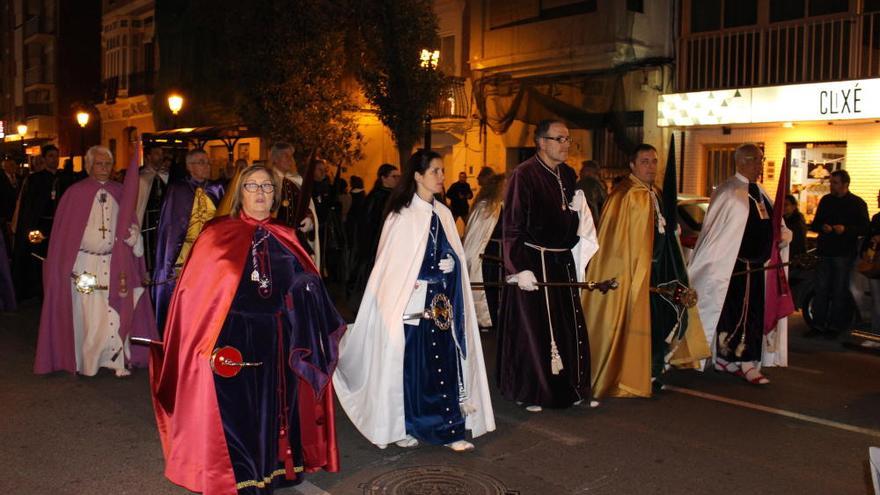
[149,214,339,495]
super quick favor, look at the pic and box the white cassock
[72,187,145,376]
[687,173,789,367]
[462,199,501,327]
[333,194,495,447]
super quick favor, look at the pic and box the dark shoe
[651,379,664,394]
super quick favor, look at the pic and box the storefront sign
[658,78,880,127]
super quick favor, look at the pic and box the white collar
[734,172,750,184]
[412,192,435,211]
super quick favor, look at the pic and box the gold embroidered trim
[235,466,304,490]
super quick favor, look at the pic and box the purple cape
[34,176,158,374]
[151,177,224,333]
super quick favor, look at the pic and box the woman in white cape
[333,150,495,452]
[462,172,505,328]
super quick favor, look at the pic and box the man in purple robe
[497,120,592,412]
[34,146,157,376]
[151,149,225,333]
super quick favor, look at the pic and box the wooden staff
[471,278,619,293]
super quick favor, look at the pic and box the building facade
[661,0,880,217]
[0,0,101,166]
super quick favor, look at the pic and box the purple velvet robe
[497,155,591,408]
[151,177,225,333]
[34,177,158,374]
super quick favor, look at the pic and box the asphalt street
[1,299,878,495]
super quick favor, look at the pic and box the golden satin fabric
[174,187,216,270]
[583,177,708,398]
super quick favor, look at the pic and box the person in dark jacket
[783,194,807,257]
[807,170,869,338]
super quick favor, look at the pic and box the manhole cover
[360,465,518,494]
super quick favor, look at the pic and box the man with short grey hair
[151,148,225,333]
[35,145,157,377]
[690,143,792,385]
[269,142,320,268]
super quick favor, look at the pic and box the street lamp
[167,93,183,130]
[76,111,90,158]
[421,49,440,150]
[16,123,27,164]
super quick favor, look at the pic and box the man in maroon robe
[497,120,592,412]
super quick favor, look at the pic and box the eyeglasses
[540,135,571,144]
[744,155,765,163]
[242,182,275,193]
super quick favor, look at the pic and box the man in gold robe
[582,143,708,399]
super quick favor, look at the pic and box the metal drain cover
[360,465,518,494]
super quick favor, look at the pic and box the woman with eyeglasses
[148,165,346,494]
[334,150,495,453]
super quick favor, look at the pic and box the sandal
[395,435,419,448]
[740,364,769,385]
[713,358,739,375]
[445,440,475,452]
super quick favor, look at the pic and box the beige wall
[680,121,880,216]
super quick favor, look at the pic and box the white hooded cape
[462,199,501,327]
[333,194,496,446]
[687,173,788,367]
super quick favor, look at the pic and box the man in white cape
[689,144,791,384]
[333,190,495,449]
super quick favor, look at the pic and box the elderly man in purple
[151,149,225,333]
[34,146,157,377]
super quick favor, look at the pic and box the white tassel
[550,342,564,375]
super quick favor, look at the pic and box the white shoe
[860,340,880,349]
[445,440,474,452]
[525,405,542,413]
[114,368,131,378]
[589,400,600,408]
[395,435,419,448]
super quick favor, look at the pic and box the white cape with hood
[687,173,789,367]
[462,199,501,327]
[333,194,496,447]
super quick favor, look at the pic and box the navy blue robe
[403,213,466,445]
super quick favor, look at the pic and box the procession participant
[689,143,791,384]
[150,165,344,494]
[497,120,598,412]
[34,146,156,376]
[334,150,494,452]
[269,142,320,269]
[576,160,607,224]
[151,149,225,333]
[136,144,170,275]
[463,173,504,328]
[583,143,708,399]
[11,145,71,299]
[346,164,400,310]
[0,232,14,311]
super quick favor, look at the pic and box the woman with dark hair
[783,194,807,257]
[149,165,346,494]
[334,150,495,452]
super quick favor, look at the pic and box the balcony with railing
[25,102,53,117]
[23,16,54,41]
[429,77,468,120]
[24,66,53,87]
[678,12,880,92]
[102,71,155,103]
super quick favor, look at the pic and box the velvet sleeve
[502,168,531,275]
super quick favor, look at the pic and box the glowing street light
[167,94,184,115]
[420,49,440,69]
[16,123,27,137]
[76,111,90,128]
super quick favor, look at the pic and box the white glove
[513,270,539,291]
[569,190,585,212]
[299,216,314,233]
[438,255,455,274]
[779,225,792,249]
[124,224,139,247]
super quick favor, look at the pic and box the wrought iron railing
[677,13,880,91]
[430,77,468,119]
